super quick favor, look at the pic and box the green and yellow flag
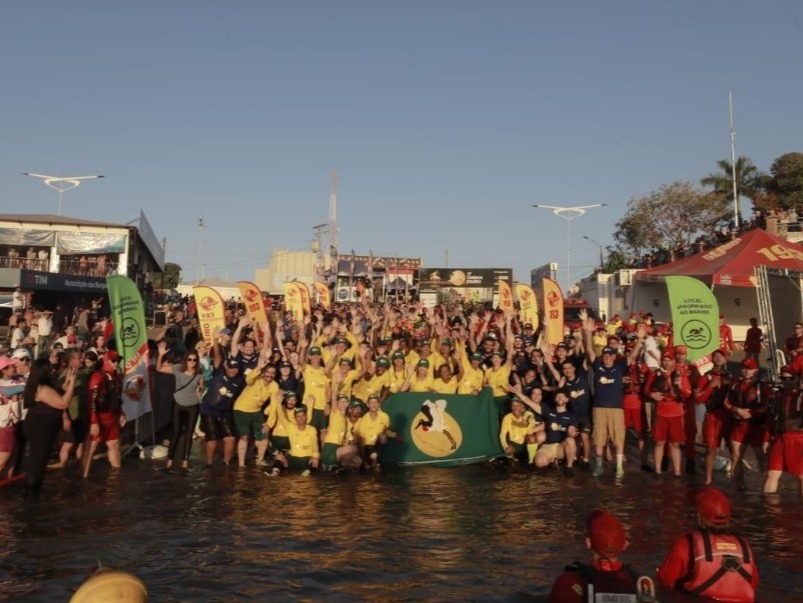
[107,275,151,421]
[381,388,504,466]
[665,275,719,364]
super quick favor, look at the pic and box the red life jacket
[681,530,755,602]
[568,562,655,602]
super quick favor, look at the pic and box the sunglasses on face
[187,358,199,363]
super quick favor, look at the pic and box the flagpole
[729,91,740,230]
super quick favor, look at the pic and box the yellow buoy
[69,570,148,603]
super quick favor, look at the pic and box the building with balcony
[0,212,164,310]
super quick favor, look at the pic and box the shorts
[287,455,311,471]
[90,413,120,443]
[201,413,235,441]
[310,408,328,431]
[624,408,643,434]
[575,415,592,435]
[321,442,339,466]
[653,415,685,444]
[270,435,290,453]
[703,410,731,449]
[59,428,76,445]
[505,441,525,458]
[233,410,265,441]
[538,442,566,461]
[0,425,14,453]
[592,407,625,447]
[730,421,769,447]
[768,432,803,475]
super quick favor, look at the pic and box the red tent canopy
[635,229,803,287]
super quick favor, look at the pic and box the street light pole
[22,173,105,215]
[533,204,607,291]
[583,235,605,270]
[197,216,205,284]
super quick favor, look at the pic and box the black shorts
[576,414,592,435]
[201,413,235,441]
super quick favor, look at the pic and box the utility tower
[328,169,339,269]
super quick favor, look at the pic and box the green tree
[601,248,631,272]
[700,156,767,207]
[769,152,803,209]
[151,262,182,290]
[612,181,729,260]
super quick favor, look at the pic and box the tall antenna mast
[328,169,339,268]
[729,91,740,229]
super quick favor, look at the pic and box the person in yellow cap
[548,509,654,602]
[658,487,758,602]
[69,569,147,603]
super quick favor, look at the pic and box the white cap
[11,348,31,360]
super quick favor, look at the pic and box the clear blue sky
[2,1,802,291]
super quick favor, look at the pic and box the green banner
[382,388,504,466]
[107,275,152,421]
[665,275,720,363]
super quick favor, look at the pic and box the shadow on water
[1,453,802,602]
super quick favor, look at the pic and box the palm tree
[700,156,767,207]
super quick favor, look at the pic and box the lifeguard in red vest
[658,487,759,602]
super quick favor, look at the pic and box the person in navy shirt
[534,389,579,476]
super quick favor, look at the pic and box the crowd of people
[3,290,803,498]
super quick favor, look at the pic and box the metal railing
[58,257,119,277]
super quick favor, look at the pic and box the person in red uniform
[645,350,691,477]
[724,358,768,491]
[764,359,803,496]
[696,349,733,486]
[83,351,125,478]
[548,509,655,603]
[622,337,651,471]
[673,345,702,474]
[658,487,758,602]
[719,313,736,357]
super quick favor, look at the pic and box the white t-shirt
[643,335,660,370]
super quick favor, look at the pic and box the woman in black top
[23,358,75,494]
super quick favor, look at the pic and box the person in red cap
[696,349,734,485]
[763,363,803,496]
[658,487,758,602]
[549,509,655,603]
[645,349,691,476]
[724,358,768,491]
[83,351,126,478]
[673,345,702,474]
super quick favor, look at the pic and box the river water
[1,451,802,602]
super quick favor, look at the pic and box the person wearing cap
[404,339,435,378]
[764,361,803,495]
[456,342,485,395]
[402,359,435,393]
[499,395,543,465]
[270,404,319,476]
[0,355,23,479]
[696,349,735,486]
[82,352,127,478]
[546,352,592,467]
[644,349,692,477]
[658,487,758,601]
[724,358,768,491]
[355,393,402,470]
[320,393,362,472]
[230,315,260,377]
[388,350,409,394]
[432,361,461,395]
[234,353,279,467]
[549,509,652,603]
[621,335,651,471]
[483,314,515,417]
[328,352,364,400]
[521,322,537,348]
[352,356,392,406]
[199,331,245,467]
[581,309,646,478]
[298,344,331,445]
[719,313,736,357]
[534,389,579,476]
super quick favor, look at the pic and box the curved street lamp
[533,203,607,291]
[23,172,105,215]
